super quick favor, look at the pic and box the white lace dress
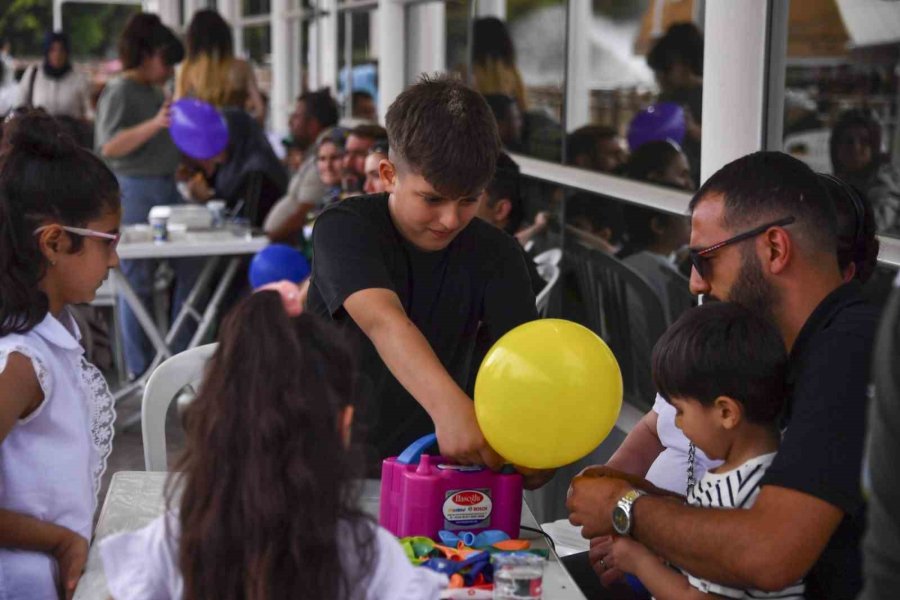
[0,310,115,600]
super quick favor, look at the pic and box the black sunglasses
[689,216,795,279]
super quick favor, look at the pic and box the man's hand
[52,527,88,600]
[432,397,504,470]
[576,465,684,499]
[567,472,632,538]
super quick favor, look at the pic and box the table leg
[188,257,241,347]
[164,256,221,347]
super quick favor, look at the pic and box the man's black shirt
[761,281,880,599]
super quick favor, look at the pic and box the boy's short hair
[386,74,500,199]
[653,302,787,425]
[118,13,184,70]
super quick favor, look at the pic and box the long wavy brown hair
[167,291,375,599]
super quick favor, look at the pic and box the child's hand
[153,100,172,130]
[606,535,659,576]
[52,526,88,600]
[589,535,626,587]
[433,398,504,470]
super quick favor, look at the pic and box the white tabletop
[116,226,268,260]
[75,471,586,599]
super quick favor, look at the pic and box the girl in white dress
[100,291,448,600]
[0,110,120,599]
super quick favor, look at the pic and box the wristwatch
[612,489,647,536]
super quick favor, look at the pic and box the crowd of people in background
[1,8,900,600]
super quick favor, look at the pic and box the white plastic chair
[142,343,217,471]
[534,247,562,268]
[535,263,561,317]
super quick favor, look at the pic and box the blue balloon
[627,102,686,151]
[169,98,229,160]
[249,244,311,289]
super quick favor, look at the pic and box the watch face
[612,506,628,534]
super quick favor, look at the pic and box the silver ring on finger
[599,558,607,570]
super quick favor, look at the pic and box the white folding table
[109,226,268,403]
[74,471,587,600]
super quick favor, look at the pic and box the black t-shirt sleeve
[761,330,872,515]
[480,240,538,345]
[310,207,395,316]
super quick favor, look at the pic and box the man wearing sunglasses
[567,151,879,599]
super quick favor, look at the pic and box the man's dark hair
[349,123,387,141]
[386,74,500,198]
[653,302,787,425]
[485,152,523,234]
[298,89,338,129]
[566,125,619,167]
[690,151,838,258]
[647,22,704,77]
[118,13,184,70]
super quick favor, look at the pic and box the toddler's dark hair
[653,302,787,425]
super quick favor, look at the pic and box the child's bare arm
[344,287,504,469]
[0,354,86,599]
[0,351,43,442]
[608,536,729,600]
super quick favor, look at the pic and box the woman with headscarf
[175,10,265,121]
[831,109,900,236]
[17,31,92,120]
[184,108,287,227]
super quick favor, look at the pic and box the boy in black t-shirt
[306,75,538,473]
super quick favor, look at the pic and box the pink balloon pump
[379,434,523,541]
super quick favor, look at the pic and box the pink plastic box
[379,434,523,540]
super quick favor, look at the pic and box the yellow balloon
[474,319,623,469]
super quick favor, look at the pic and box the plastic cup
[228,217,251,240]
[493,553,545,599]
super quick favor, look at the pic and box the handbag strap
[25,66,37,108]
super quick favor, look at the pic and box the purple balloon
[627,102,686,151]
[169,98,229,159]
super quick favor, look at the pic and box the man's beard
[727,246,779,326]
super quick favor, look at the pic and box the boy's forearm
[0,509,67,553]
[367,309,468,418]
